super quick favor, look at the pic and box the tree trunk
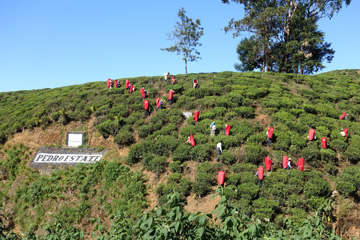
[185,59,188,75]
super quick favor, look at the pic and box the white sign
[34,153,103,163]
[67,133,84,147]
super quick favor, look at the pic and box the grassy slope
[0,70,360,238]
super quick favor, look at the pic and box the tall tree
[222,0,351,74]
[161,8,204,75]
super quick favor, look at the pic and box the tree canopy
[161,8,204,75]
[222,0,351,74]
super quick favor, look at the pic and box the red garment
[107,78,111,88]
[114,80,118,88]
[144,100,149,111]
[296,158,305,172]
[257,167,264,180]
[321,137,327,149]
[265,157,272,171]
[193,79,198,84]
[168,90,173,100]
[140,88,146,98]
[193,111,200,122]
[189,134,195,147]
[344,128,348,138]
[267,127,274,139]
[125,79,130,89]
[156,98,160,109]
[129,84,134,93]
[308,129,315,140]
[225,125,232,136]
[282,155,289,169]
[217,171,225,185]
[339,112,347,120]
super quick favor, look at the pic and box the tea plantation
[1,70,360,239]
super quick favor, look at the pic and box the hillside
[1,70,360,239]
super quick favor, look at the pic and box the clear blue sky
[0,0,359,92]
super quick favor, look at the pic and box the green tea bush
[320,149,336,162]
[272,132,291,151]
[220,150,235,165]
[214,135,240,149]
[330,138,348,152]
[227,173,242,186]
[114,129,134,147]
[244,144,265,165]
[231,163,257,173]
[238,182,259,200]
[212,107,227,117]
[336,166,360,197]
[301,142,321,166]
[223,185,239,200]
[233,107,255,118]
[104,162,129,188]
[190,144,212,162]
[144,155,168,176]
[345,146,360,164]
[169,161,182,173]
[173,144,193,162]
[126,144,144,165]
[247,134,266,145]
[303,177,330,199]
[252,197,279,220]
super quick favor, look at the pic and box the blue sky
[0,0,359,92]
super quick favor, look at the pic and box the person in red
[283,156,292,170]
[339,112,349,120]
[125,79,130,89]
[171,76,177,84]
[168,89,174,105]
[225,124,231,136]
[140,87,147,99]
[185,134,196,147]
[321,137,328,149]
[156,98,163,109]
[193,110,200,125]
[144,100,150,116]
[340,128,348,138]
[264,157,273,171]
[129,84,135,93]
[255,166,264,186]
[296,158,305,172]
[107,78,112,89]
[266,126,275,146]
[217,171,226,187]
[114,79,118,88]
[307,128,316,141]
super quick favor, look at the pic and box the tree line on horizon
[162,0,351,75]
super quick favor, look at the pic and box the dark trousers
[216,148,221,161]
[267,137,272,147]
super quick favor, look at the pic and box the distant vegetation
[1,70,360,238]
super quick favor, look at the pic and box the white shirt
[217,142,222,152]
[211,125,217,131]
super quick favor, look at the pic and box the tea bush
[244,144,265,165]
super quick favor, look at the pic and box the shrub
[214,135,240,149]
[244,144,265,165]
[126,144,144,165]
[233,107,255,118]
[114,129,134,147]
[330,139,348,152]
[104,162,129,187]
[345,146,360,164]
[320,149,336,162]
[144,155,168,176]
[96,119,121,138]
[190,144,212,162]
[252,198,279,220]
[231,163,257,173]
[247,134,266,145]
[212,107,227,117]
[169,161,182,173]
[301,142,321,166]
[237,182,259,200]
[336,181,356,197]
[224,185,239,200]
[303,177,330,199]
[155,135,179,153]
[173,144,192,162]
[272,132,291,151]
[219,150,235,165]
[336,166,360,197]
[227,173,242,186]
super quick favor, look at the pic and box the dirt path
[185,186,221,214]
[254,104,270,127]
